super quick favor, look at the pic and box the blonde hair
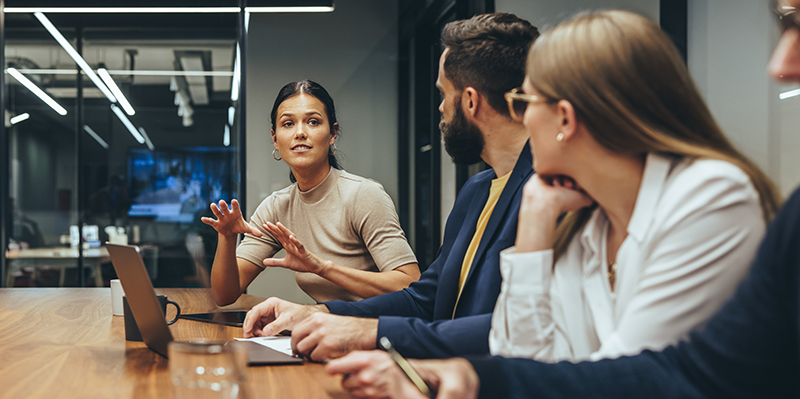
[525,10,782,260]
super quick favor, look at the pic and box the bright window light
[7,68,67,115]
[83,125,109,149]
[10,113,30,125]
[98,68,135,115]
[34,12,117,103]
[111,104,145,144]
[780,88,800,100]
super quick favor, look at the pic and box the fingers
[209,202,224,219]
[242,298,280,338]
[326,351,375,375]
[200,216,217,227]
[218,200,230,215]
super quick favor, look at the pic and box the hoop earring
[329,144,337,155]
[556,132,565,142]
[272,149,282,161]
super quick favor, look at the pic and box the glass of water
[169,341,249,399]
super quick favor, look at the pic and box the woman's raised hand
[515,174,594,252]
[201,199,262,238]
[262,222,327,275]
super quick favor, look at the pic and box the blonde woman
[489,10,781,362]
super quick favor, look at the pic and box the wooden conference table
[0,288,349,399]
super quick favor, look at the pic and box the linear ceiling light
[111,104,145,144]
[228,106,235,125]
[11,69,233,77]
[231,44,240,102]
[246,7,334,12]
[138,127,155,151]
[83,125,109,149]
[223,125,231,147]
[5,7,333,13]
[5,7,240,13]
[98,68,135,115]
[10,113,30,125]
[34,12,117,103]
[7,68,67,115]
[780,88,800,100]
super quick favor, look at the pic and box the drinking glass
[169,341,249,399]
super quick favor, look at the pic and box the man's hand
[326,350,480,399]
[291,313,378,361]
[242,297,328,338]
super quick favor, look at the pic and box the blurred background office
[1,0,795,304]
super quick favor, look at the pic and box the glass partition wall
[3,10,242,287]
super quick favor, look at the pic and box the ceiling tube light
[98,68,135,115]
[34,12,117,103]
[83,125,109,149]
[223,125,231,147]
[228,106,235,125]
[6,7,241,13]
[780,88,800,100]
[10,113,30,124]
[138,127,155,151]
[246,6,334,13]
[111,104,145,144]
[231,45,241,102]
[6,7,333,14]
[7,68,68,115]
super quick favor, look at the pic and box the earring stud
[556,132,565,142]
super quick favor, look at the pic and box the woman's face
[272,93,336,173]
[521,77,563,175]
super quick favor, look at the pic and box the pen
[379,336,435,399]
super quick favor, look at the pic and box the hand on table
[262,222,327,274]
[326,350,479,399]
[291,313,378,362]
[242,297,328,338]
[201,199,262,238]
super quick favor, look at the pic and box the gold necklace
[608,261,617,291]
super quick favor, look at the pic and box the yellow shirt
[452,170,512,318]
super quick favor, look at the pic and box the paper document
[235,336,293,356]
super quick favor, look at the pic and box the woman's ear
[271,129,278,146]
[330,123,339,146]
[556,100,578,141]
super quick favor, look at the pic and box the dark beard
[439,102,485,165]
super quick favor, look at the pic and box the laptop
[106,243,303,365]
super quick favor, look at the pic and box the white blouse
[489,153,766,362]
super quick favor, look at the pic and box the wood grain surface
[0,288,349,399]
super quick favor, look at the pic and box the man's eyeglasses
[504,87,542,122]
[775,3,800,32]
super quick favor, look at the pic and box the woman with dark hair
[204,80,419,306]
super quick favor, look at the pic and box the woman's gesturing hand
[262,222,328,275]
[201,199,263,238]
[515,174,594,252]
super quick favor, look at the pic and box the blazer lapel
[438,172,494,311]
[461,142,534,290]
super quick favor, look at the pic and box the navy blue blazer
[324,143,534,359]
